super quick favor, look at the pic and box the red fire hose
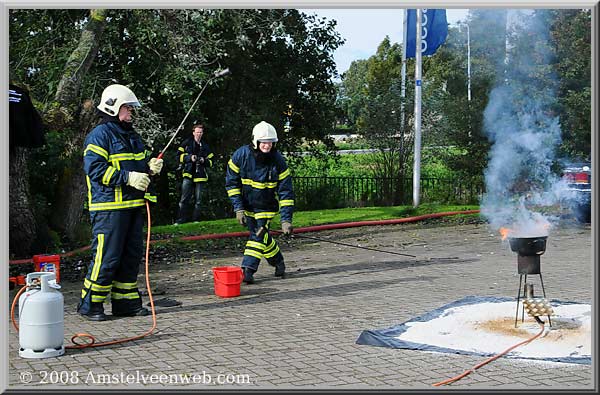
[9,210,480,264]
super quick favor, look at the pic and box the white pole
[400,9,408,132]
[466,22,471,101]
[412,9,422,208]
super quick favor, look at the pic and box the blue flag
[406,9,448,58]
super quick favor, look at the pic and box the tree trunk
[47,10,107,244]
[9,148,36,258]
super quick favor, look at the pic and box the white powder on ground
[398,301,590,361]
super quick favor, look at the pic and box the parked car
[561,163,591,223]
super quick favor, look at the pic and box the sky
[301,8,470,75]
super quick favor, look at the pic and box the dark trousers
[177,178,204,223]
[241,216,284,272]
[78,208,144,315]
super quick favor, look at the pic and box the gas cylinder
[18,272,65,358]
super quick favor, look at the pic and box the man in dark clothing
[225,121,294,284]
[77,84,163,321]
[175,123,214,224]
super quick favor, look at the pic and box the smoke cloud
[480,10,570,237]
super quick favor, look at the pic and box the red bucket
[212,266,243,298]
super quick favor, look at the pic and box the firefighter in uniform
[77,84,163,321]
[175,123,214,224]
[225,121,294,284]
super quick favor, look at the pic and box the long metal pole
[157,68,230,159]
[400,9,408,133]
[467,23,471,101]
[412,9,422,208]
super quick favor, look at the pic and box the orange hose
[11,200,157,350]
[432,322,546,386]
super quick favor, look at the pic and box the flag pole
[400,9,408,133]
[412,9,422,208]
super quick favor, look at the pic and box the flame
[499,227,512,240]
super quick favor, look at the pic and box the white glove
[127,171,151,191]
[148,158,164,175]
[281,221,293,235]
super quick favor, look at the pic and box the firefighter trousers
[241,216,284,273]
[78,208,144,315]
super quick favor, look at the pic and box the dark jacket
[83,121,155,211]
[225,144,294,221]
[9,84,45,149]
[177,137,214,182]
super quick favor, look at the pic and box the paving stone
[7,223,592,390]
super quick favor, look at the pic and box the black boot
[274,260,286,278]
[192,206,202,222]
[243,268,255,284]
[78,302,108,321]
[113,306,150,317]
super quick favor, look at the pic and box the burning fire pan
[508,236,548,256]
[508,236,548,274]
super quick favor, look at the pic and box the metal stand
[514,273,552,328]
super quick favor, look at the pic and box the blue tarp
[356,295,591,365]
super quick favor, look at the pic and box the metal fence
[292,176,484,210]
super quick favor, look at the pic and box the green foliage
[9,9,345,239]
[293,152,373,177]
[549,9,591,160]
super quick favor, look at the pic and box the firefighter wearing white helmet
[77,84,163,321]
[252,120,278,148]
[97,84,141,116]
[226,121,295,284]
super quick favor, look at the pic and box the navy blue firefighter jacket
[83,121,156,211]
[225,145,294,221]
[176,137,214,182]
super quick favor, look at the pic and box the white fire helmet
[97,84,141,116]
[252,121,278,149]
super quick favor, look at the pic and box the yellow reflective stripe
[178,147,185,152]
[183,172,192,178]
[179,153,186,163]
[255,212,277,219]
[84,144,109,160]
[243,249,263,259]
[246,241,265,250]
[102,166,116,186]
[241,178,277,189]
[112,281,137,289]
[193,177,208,182]
[227,188,241,197]
[207,153,214,159]
[91,234,104,282]
[115,185,123,202]
[264,238,277,252]
[88,199,146,211]
[84,278,112,292]
[85,144,109,159]
[279,199,294,207]
[244,211,255,217]
[279,169,290,180]
[91,295,107,302]
[110,292,140,300]
[86,176,93,207]
[228,159,240,173]
[144,193,157,203]
[264,245,281,258]
[108,152,146,161]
